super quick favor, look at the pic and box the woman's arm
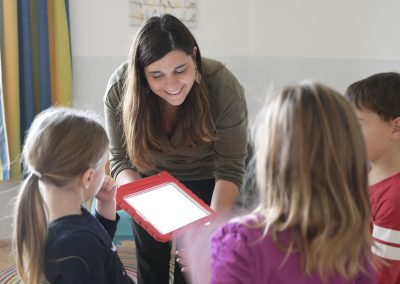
[211,180,239,215]
[207,61,248,214]
[103,63,139,180]
[115,168,141,185]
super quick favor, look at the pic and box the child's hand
[95,176,117,220]
[95,175,117,203]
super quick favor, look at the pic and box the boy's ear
[390,117,400,139]
[81,168,95,189]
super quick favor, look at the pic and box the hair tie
[31,169,42,179]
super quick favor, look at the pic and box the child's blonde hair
[252,82,373,279]
[12,107,109,284]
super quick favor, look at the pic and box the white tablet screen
[124,183,209,235]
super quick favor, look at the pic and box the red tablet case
[116,171,216,242]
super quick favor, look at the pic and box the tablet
[116,171,216,242]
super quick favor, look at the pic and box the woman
[104,14,248,284]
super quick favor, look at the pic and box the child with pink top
[210,82,376,283]
[346,72,400,284]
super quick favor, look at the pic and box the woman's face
[144,49,196,110]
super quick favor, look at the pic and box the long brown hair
[12,107,108,284]
[252,82,373,279]
[122,14,215,171]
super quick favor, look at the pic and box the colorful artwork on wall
[129,0,197,28]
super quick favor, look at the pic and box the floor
[0,239,178,283]
[0,242,14,270]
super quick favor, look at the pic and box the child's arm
[95,176,117,221]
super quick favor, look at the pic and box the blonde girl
[12,107,134,284]
[210,82,376,283]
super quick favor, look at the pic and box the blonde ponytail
[13,174,48,284]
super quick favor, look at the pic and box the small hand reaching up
[96,175,117,202]
[95,175,117,220]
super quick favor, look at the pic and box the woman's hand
[176,248,189,272]
[176,218,229,283]
[176,222,213,273]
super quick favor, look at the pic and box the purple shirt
[211,220,376,284]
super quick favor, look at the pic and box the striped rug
[0,241,137,284]
[117,240,137,281]
[0,240,177,283]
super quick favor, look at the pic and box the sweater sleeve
[103,63,137,179]
[94,210,120,240]
[207,62,248,189]
[210,222,256,284]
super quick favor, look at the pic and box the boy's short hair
[345,72,400,121]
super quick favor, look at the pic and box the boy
[345,72,400,284]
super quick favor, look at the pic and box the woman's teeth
[166,86,183,95]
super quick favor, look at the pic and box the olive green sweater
[104,58,247,189]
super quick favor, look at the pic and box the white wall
[2,0,400,240]
[248,0,400,60]
[70,0,400,59]
[69,0,400,120]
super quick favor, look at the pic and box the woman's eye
[175,68,186,74]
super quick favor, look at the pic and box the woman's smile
[144,50,196,107]
[165,85,184,96]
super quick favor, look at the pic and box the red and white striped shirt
[370,172,400,284]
